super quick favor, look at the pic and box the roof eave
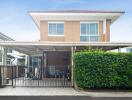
[29,11,124,28]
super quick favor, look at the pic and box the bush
[74,50,132,89]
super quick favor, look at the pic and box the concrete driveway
[0,86,132,97]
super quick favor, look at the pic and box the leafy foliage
[74,50,132,89]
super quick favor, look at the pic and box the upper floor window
[48,22,64,36]
[80,22,99,42]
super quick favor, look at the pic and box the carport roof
[0,41,132,55]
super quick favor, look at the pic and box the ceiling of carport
[0,41,131,55]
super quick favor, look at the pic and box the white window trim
[48,21,64,24]
[48,35,64,36]
[80,21,99,24]
[48,21,64,36]
[80,21,99,41]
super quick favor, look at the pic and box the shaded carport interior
[0,41,132,55]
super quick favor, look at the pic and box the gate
[0,65,71,87]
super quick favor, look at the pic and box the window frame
[48,21,64,36]
[80,21,99,42]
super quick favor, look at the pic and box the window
[48,22,64,36]
[7,48,12,53]
[80,22,99,42]
[126,48,132,53]
[30,56,42,67]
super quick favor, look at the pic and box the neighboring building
[0,32,14,65]
[110,47,132,53]
[0,32,25,65]
[126,47,132,53]
[0,32,14,41]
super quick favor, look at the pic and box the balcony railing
[80,35,105,42]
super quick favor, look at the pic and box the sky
[0,0,132,42]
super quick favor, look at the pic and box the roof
[0,41,131,55]
[0,32,14,41]
[29,10,125,14]
[29,10,124,28]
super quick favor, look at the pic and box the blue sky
[0,0,132,42]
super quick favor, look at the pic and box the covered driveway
[0,41,132,87]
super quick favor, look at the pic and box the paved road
[0,96,132,100]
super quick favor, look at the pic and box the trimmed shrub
[74,50,132,89]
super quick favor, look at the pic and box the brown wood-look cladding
[40,20,110,42]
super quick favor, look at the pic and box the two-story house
[28,10,124,86]
[30,10,124,42]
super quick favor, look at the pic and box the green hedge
[74,50,132,89]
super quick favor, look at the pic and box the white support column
[44,52,47,78]
[71,46,76,87]
[118,48,121,53]
[25,55,28,66]
[25,55,29,78]
[2,46,7,65]
[27,55,31,71]
[42,51,47,79]
[1,46,7,86]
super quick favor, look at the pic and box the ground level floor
[29,51,71,79]
[0,42,132,88]
[0,51,72,87]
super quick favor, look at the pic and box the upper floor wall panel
[40,20,109,42]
